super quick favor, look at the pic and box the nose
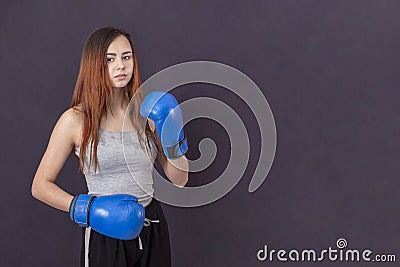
[116,58,125,70]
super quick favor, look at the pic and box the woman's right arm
[31,108,81,212]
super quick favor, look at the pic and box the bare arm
[148,120,189,187]
[159,154,189,188]
[31,108,81,212]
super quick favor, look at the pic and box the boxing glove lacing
[71,194,96,227]
[166,138,187,158]
[138,218,160,250]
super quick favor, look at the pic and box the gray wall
[1,1,399,266]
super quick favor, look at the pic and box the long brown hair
[70,27,163,172]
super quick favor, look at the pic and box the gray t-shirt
[75,128,157,207]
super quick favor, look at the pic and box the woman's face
[106,35,134,88]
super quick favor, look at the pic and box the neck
[109,87,129,114]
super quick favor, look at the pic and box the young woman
[31,26,188,267]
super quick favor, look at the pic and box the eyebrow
[106,51,132,56]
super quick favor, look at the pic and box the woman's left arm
[158,153,189,187]
[142,92,189,187]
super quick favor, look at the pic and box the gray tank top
[75,128,157,207]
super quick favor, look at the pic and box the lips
[114,74,127,81]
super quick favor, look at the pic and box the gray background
[1,0,399,266]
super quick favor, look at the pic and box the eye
[123,55,131,60]
[107,57,114,63]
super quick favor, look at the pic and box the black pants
[80,198,171,267]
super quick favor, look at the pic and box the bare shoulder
[59,107,82,127]
[56,106,83,147]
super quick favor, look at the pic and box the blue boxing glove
[140,91,188,158]
[69,194,145,240]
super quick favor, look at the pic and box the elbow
[182,174,189,186]
[31,181,40,199]
[175,174,189,188]
[166,171,188,188]
[31,179,45,200]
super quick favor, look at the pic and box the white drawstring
[138,218,160,250]
[85,227,91,267]
[144,218,160,226]
[138,236,143,250]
